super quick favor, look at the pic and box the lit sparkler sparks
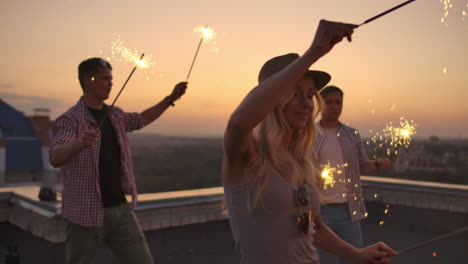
[193,25,218,52]
[367,116,417,159]
[383,117,417,151]
[440,0,468,27]
[111,37,154,69]
[440,0,451,25]
[372,193,391,226]
[110,36,156,80]
[368,99,376,115]
[186,25,218,81]
[321,163,336,189]
[320,162,345,189]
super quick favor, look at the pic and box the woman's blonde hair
[246,88,325,211]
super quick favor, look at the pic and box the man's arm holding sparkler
[140,82,188,126]
[361,158,391,175]
[357,138,391,175]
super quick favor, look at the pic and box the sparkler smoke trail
[186,25,217,81]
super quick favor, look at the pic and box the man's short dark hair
[78,58,112,90]
[320,85,344,98]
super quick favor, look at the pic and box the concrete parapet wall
[0,178,467,243]
[0,186,226,243]
[362,176,468,213]
[0,193,12,222]
[8,200,65,243]
[138,201,226,231]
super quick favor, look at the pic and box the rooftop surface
[1,177,467,264]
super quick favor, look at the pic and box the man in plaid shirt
[49,58,187,264]
[314,85,391,264]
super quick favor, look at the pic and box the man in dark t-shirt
[49,57,188,264]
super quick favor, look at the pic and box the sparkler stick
[398,226,468,255]
[98,53,145,128]
[359,0,416,27]
[186,35,204,81]
[186,25,216,82]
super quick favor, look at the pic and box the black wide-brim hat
[258,53,331,90]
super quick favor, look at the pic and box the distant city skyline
[1,0,467,139]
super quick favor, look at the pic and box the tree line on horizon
[130,135,468,193]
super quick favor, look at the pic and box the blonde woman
[222,20,397,264]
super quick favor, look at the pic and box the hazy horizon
[127,130,467,141]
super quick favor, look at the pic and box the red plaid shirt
[49,97,144,227]
[313,122,368,222]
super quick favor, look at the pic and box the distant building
[393,142,457,174]
[0,99,57,186]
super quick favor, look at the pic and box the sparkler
[364,116,416,226]
[98,53,145,128]
[320,162,346,190]
[321,163,337,189]
[111,36,156,80]
[440,0,468,24]
[398,226,468,255]
[358,0,416,27]
[367,117,417,159]
[111,38,154,69]
[383,117,417,157]
[186,25,216,81]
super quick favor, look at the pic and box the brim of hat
[305,70,331,90]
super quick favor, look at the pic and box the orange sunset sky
[1,0,467,138]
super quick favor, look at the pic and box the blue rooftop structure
[0,99,34,138]
[0,99,43,171]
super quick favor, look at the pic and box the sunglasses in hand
[296,185,312,234]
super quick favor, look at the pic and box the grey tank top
[224,172,321,264]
